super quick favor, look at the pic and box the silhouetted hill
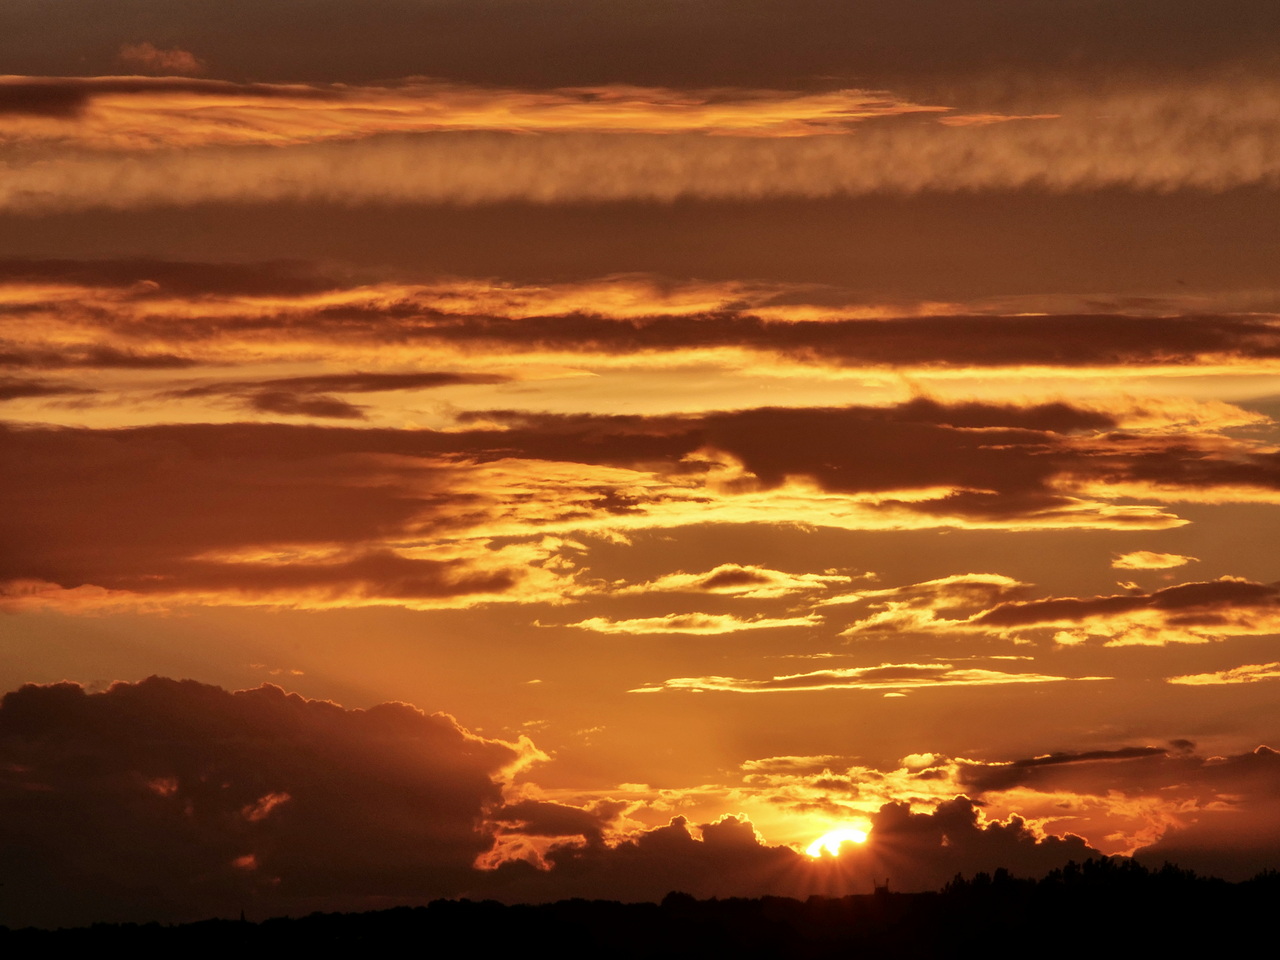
[3,858,1275,957]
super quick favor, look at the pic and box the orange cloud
[609,563,853,599]
[5,77,1280,210]
[1112,550,1198,570]
[0,77,944,149]
[630,662,1103,694]
[10,397,1280,611]
[117,43,205,76]
[566,612,822,635]
[1166,662,1280,685]
[832,574,1280,646]
[8,266,1280,388]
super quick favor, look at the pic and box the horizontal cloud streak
[0,77,944,146]
[837,574,1280,646]
[566,613,821,635]
[8,267,1280,379]
[3,77,1280,210]
[1166,662,1280,685]
[9,397,1280,609]
[630,662,1101,693]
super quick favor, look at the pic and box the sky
[4,0,1280,928]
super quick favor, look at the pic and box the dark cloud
[958,743,1280,803]
[5,402,1277,605]
[168,371,512,420]
[0,677,527,927]
[959,747,1170,792]
[488,798,626,846]
[1133,747,1280,879]
[0,422,535,605]
[975,578,1280,629]
[953,743,1280,880]
[488,798,1101,903]
[0,257,338,297]
[246,390,366,419]
[7,393,1280,610]
[386,312,1280,371]
[0,343,198,369]
[697,566,773,590]
[0,77,333,118]
[0,376,94,401]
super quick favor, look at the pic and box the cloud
[117,43,205,76]
[1112,551,1198,570]
[485,798,1101,902]
[10,396,1280,609]
[731,740,1280,868]
[0,376,94,401]
[630,662,1103,694]
[0,76,328,119]
[9,264,1280,378]
[0,77,943,149]
[0,677,538,927]
[833,574,1280,646]
[947,742,1280,870]
[974,577,1280,645]
[567,613,821,635]
[7,397,1280,611]
[5,76,1280,210]
[610,563,853,599]
[166,371,512,420]
[1166,661,1280,685]
[0,422,590,611]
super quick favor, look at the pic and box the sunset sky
[5,0,1280,928]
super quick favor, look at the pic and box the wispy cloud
[631,662,1102,693]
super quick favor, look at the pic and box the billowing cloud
[731,741,1280,870]
[630,662,1102,694]
[0,677,539,927]
[485,798,1101,903]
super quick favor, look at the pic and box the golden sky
[4,0,1280,928]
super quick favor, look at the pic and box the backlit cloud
[5,78,1280,210]
[630,662,1102,694]
[833,574,1280,646]
[1166,662,1280,685]
[567,613,822,636]
[0,677,539,927]
[1112,551,1198,570]
[117,43,205,76]
[610,563,853,599]
[9,396,1280,611]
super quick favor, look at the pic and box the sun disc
[805,827,868,857]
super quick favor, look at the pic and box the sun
[805,827,869,857]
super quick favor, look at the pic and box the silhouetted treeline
[3,858,1276,957]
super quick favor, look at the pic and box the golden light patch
[805,827,868,857]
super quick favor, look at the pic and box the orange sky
[4,0,1280,928]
